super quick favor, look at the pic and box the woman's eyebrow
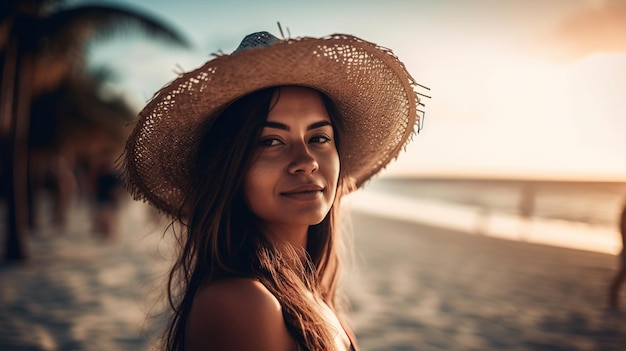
[307,121,332,130]
[263,121,289,131]
[262,120,332,131]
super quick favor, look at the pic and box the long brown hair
[162,86,350,351]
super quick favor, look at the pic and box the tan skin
[185,87,351,351]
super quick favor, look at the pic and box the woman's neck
[261,223,309,259]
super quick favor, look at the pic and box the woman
[122,31,427,351]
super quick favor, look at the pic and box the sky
[79,0,626,181]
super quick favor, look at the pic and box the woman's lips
[281,185,324,201]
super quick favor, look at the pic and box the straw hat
[123,31,428,215]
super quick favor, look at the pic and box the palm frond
[41,4,191,52]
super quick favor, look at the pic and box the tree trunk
[1,37,30,261]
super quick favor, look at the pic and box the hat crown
[233,31,280,53]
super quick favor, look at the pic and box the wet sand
[1,199,625,350]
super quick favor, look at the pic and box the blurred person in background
[609,203,626,309]
[92,156,124,238]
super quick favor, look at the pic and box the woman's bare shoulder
[186,278,295,351]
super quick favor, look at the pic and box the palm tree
[1,0,189,261]
[28,67,136,231]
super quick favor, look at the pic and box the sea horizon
[351,176,626,255]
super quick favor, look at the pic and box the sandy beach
[345,212,626,351]
[1,195,625,351]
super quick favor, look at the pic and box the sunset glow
[90,0,626,180]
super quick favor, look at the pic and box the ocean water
[354,177,626,254]
[365,178,626,229]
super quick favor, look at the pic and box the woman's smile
[280,184,325,201]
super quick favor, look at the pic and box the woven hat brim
[123,34,423,215]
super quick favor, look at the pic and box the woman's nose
[287,144,319,174]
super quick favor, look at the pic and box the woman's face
[244,86,340,236]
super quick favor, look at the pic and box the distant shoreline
[379,174,626,186]
[352,177,626,255]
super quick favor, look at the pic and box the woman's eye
[259,138,283,147]
[310,134,332,144]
